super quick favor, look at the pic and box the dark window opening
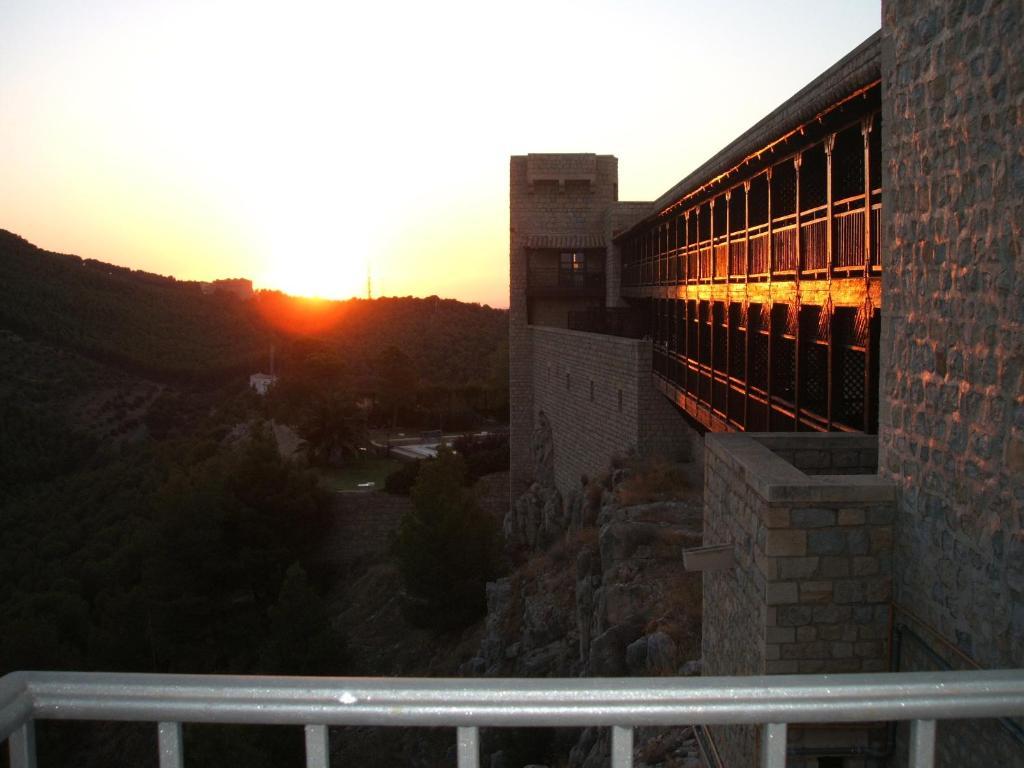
[748,174,769,226]
[799,305,828,417]
[749,303,769,392]
[833,306,866,431]
[712,197,727,237]
[771,161,797,218]
[713,302,727,371]
[729,302,746,380]
[771,303,796,404]
[698,203,711,241]
[833,125,866,202]
[729,188,746,233]
[800,143,828,210]
[699,301,712,366]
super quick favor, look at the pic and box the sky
[0,1,881,308]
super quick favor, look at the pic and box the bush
[384,460,421,495]
[395,447,498,629]
[452,433,509,482]
[615,455,689,506]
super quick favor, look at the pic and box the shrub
[384,460,421,495]
[615,455,689,506]
[395,447,498,629]
[452,433,509,481]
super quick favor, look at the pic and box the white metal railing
[2,670,1023,768]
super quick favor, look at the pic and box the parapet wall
[702,433,896,766]
[879,0,1023,670]
[529,326,694,497]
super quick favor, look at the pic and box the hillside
[0,229,508,389]
[0,229,511,766]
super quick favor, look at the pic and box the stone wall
[604,201,652,308]
[510,154,619,493]
[880,3,1023,763]
[530,326,694,498]
[879,0,1023,670]
[702,433,896,767]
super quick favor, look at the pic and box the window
[559,252,587,288]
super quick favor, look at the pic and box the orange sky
[0,1,881,309]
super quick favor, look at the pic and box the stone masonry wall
[530,326,693,498]
[703,433,896,767]
[879,0,1023,674]
[604,201,652,309]
[510,154,619,494]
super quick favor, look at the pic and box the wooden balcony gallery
[619,81,881,435]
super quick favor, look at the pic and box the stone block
[855,641,883,658]
[796,626,817,642]
[777,605,814,626]
[870,526,893,553]
[838,508,866,526]
[867,506,895,525]
[765,529,807,556]
[831,642,854,658]
[865,577,892,603]
[778,556,820,579]
[763,507,791,528]
[812,605,852,624]
[767,626,795,644]
[766,581,799,605]
[799,581,834,604]
[791,508,837,528]
[781,641,829,660]
[819,556,851,577]
[833,580,866,604]
[852,556,880,576]
[847,529,871,555]
[858,623,888,640]
[808,530,846,555]
[767,660,798,674]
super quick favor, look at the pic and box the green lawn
[315,456,403,492]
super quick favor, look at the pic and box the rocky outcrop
[475,469,705,768]
[504,482,565,553]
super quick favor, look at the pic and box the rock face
[504,482,565,553]
[476,472,704,767]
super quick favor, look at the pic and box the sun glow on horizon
[0,1,880,310]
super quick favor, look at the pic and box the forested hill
[0,229,508,387]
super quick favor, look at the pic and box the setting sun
[0,2,880,308]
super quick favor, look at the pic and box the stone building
[509,1,1022,765]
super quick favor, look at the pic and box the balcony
[527,264,605,298]
[567,307,647,338]
[3,670,1023,767]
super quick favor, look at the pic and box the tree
[375,345,415,428]
[298,396,366,466]
[395,447,498,629]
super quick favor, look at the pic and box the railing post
[158,721,183,768]
[304,724,329,768]
[760,722,787,768]
[457,726,479,768]
[611,725,633,768]
[9,721,36,768]
[908,719,936,768]
[825,132,835,275]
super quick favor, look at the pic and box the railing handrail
[3,669,1024,730]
